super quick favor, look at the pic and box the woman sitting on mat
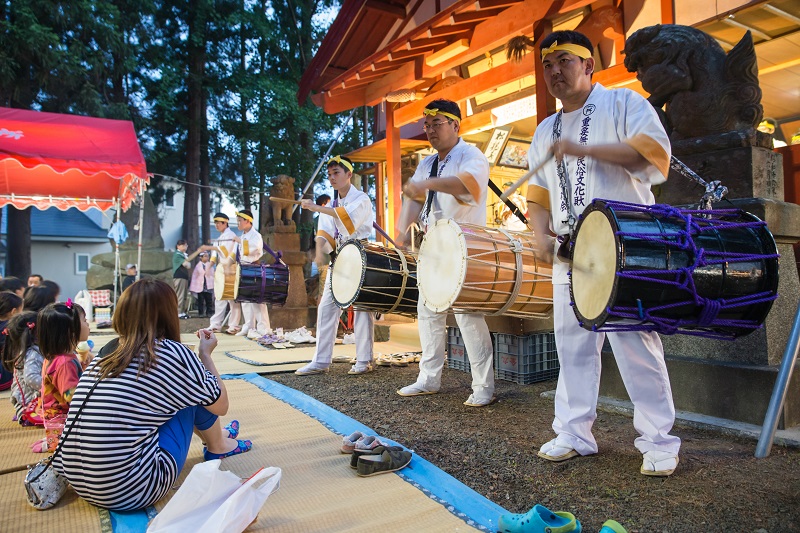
[54,279,252,511]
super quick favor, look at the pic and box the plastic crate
[446,326,471,373]
[493,331,559,384]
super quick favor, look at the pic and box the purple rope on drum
[571,200,780,340]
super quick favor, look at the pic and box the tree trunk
[239,19,251,211]
[6,207,32,278]
[200,88,211,245]
[183,7,207,248]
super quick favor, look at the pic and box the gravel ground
[181,318,800,533]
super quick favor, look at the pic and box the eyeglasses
[422,119,453,133]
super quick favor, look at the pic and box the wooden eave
[306,0,622,115]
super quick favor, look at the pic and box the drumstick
[499,148,554,202]
[268,197,303,205]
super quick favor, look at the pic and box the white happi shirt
[408,138,489,228]
[527,83,670,284]
[237,226,264,264]
[316,184,374,253]
[213,226,237,266]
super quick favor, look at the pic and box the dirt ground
[180,317,800,533]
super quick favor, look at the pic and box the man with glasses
[395,99,495,407]
[208,213,243,333]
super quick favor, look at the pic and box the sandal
[203,439,253,461]
[498,504,581,533]
[356,448,413,477]
[350,445,404,469]
[225,420,240,440]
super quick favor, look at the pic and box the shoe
[498,504,581,533]
[332,354,355,363]
[224,420,240,440]
[397,383,439,397]
[640,450,679,477]
[350,444,404,468]
[356,449,413,477]
[353,435,387,453]
[247,329,262,340]
[600,520,627,533]
[294,363,330,375]
[341,431,366,454]
[348,362,373,375]
[342,333,356,345]
[235,327,250,337]
[463,394,496,407]
[203,439,253,461]
[210,327,223,333]
[537,437,580,462]
[225,327,240,335]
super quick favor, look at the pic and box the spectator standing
[122,264,137,292]
[190,252,215,318]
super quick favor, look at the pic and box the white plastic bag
[147,460,281,533]
[74,290,94,323]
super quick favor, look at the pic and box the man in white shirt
[525,30,680,476]
[295,155,375,376]
[233,209,271,337]
[208,213,243,333]
[395,99,495,407]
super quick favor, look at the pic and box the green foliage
[0,0,373,210]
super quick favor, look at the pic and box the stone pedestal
[656,146,783,206]
[264,224,309,330]
[599,198,800,427]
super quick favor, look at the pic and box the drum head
[330,241,366,307]
[418,219,467,312]
[572,209,617,322]
[214,263,226,300]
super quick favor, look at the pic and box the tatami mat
[0,390,44,475]
[1,377,503,531]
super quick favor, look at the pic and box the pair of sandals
[375,352,421,367]
[202,420,253,461]
[537,437,679,477]
[498,504,629,533]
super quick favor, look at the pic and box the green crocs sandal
[356,449,412,477]
[497,504,581,533]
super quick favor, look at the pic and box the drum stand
[755,300,800,458]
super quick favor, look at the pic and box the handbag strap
[31,375,101,481]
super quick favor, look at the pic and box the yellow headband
[541,41,592,61]
[213,216,228,223]
[423,108,460,123]
[327,155,353,172]
[235,211,253,223]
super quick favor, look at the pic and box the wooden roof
[298,0,601,114]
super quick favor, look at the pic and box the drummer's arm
[555,140,646,172]
[527,203,555,264]
[395,196,423,247]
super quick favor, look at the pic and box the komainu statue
[623,25,763,142]
[268,174,296,226]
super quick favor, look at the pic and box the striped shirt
[53,339,221,510]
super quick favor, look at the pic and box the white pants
[311,270,374,365]
[242,303,271,333]
[415,298,494,401]
[209,300,241,330]
[552,284,681,455]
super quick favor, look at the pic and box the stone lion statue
[269,174,296,226]
[623,25,763,142]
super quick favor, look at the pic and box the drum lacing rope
[592,200,779,339]
[492,228,525,316]
[386,246,410,315]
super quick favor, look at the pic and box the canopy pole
[113,198,121,308]
[292,108,357,215]
[136,178,144,283]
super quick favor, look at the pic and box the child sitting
[0,291,25,393]
[33,300,91,452]
[2,311,44,425]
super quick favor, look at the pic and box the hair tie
[26,322,35,330]
[65,298,73,309]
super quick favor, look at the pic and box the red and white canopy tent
[0,107,149,298]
